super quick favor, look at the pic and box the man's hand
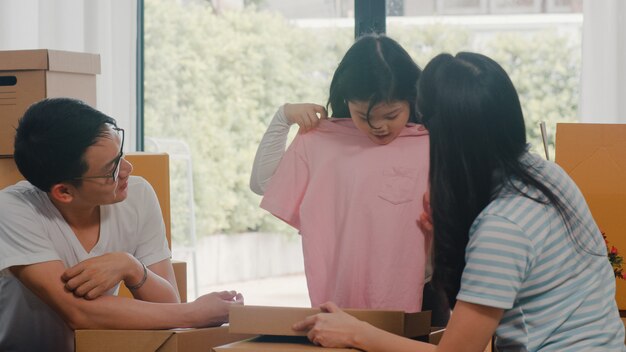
[284,103,328,134]
[62,252,141,300]
[190,290,244,327]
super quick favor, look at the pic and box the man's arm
[134,258,180,302]
[11,260,239,330]
[62,253,180,303]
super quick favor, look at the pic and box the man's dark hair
[14,98,117,192]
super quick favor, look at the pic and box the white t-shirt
[0,176,171,352]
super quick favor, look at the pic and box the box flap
[0,49,49,71]
[0,49,100,74]
[229,306,316,336]
[48,50,101,74]
[403,310,431,337]
[429,327,445,345]
[75,330,174,352]
[75,326,254,352]
[0,157,22,190]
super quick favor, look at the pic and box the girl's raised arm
[250,103,326,195]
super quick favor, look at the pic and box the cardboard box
[228,305,430,338]
[216,325,438,351]
[213,336,354,351]
[125,153,172,248]
[428,327,445,345]
[0,156,22,189]
[75,325,255,352]
[0,49,100,155]
[555,123,626,309]
[214,330,498,352]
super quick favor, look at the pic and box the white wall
[0,0,138,150]
[580,0,626,123]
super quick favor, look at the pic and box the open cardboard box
[215,305,431,351]
[429,327,445,345]
[213,336,354,351]
[75,325,255,352]
[213,331,448,352]
[555,123,626,310]
[0,49,100,155]
[228,305,430,338]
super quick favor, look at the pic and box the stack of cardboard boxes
[0,49,100,156]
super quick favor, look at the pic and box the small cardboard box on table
[213,305,431,351]
[0,49,100,156]
[75,325,255,352]
[555,123,626,311]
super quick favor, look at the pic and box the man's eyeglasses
[75,127,125,183]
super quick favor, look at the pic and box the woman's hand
[284,103,328,134]
[292,302,369,348]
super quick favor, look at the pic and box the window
[143,0,352,304]
[143,0,581,304]
[437,0,489,15]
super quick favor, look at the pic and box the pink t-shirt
[260,119,430,312]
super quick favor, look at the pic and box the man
[0,98,243,352]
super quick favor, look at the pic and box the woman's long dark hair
[327,33,421,123]
[417,52,578,307]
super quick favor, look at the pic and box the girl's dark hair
[327,33,421,123]
[417,52,578,308]
[14,98,117,192]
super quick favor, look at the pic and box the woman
[292,52,626,351]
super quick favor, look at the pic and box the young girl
[251,34,445,317]
[292,52,626,351]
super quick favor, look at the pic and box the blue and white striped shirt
[458,152,625,351]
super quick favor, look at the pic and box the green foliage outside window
[144,0,580,243]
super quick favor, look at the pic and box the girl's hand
[284,103,328,134]
[417,190,433,237]
[292,302,368,348]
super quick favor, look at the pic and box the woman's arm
[294,301,501,352]
[250,104,327,195]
